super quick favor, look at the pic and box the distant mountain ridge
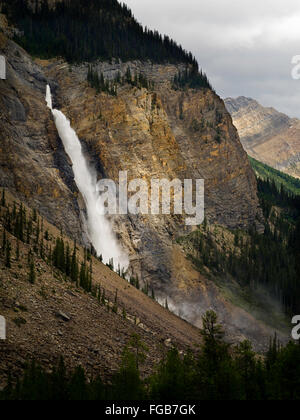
[225,96,300,179]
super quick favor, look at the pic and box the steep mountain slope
[0,189,202,388]
[0,6,286,349]
[44,59,261,277]
[40,59,271,346]
[225,96,300,178]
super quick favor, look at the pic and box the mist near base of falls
[46,85,129,271]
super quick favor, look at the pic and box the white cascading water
[46,85,129,271]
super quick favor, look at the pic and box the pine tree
[36,220,40,242]
[32,208,37,223]
[2,228,6,255]
[5,241,11,268]
[16,239,20,261]
[165,298,169,310]
[125,67,132,84]
[12,202,16,219]
[122,307,127,319]
[28,261,36,284]
[127,333,149,370]
[27,248,33,266]
[112,289,118,313]
[70,247,78,284]
[101,289,106,305]
[1,189,6,207]
[26,220,32,244]
[65,244,71,277]
[53,238,65,272]
[40,239,44,260]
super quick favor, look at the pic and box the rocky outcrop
[0,29,82,240]
[37,59,282,350]
[225,96,300,178]
[43,60,261,286]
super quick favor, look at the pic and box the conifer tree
[125,67,132,84]
[101,289,106,305]
[113,289,118,313]
[122,307,127,320]
[32,208,37,223]
[5,240,11,268]
[1,189,6,207]
[36,220,40,242]
[2,228,6,255]
[27,248,33,266]
[65,244,71,277]
[16,239,20,261]
[12,202,16,219]
[40,239,44,260]
[165,298,169,310]
[70,247,78,284]
[28,261,36,284]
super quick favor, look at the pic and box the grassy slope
[249,156,300,195]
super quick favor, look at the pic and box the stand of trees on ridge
[87,65,154,95]
[249,156,300,196]
[173,67,214,91]
[2,0,213,92]
[3,0,197,65]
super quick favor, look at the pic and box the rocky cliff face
[39,59,279,350]
[43,60,261,287]
[225,96,300,178]
[1,20,283,348]
[0,18,83,241]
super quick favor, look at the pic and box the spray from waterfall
[46,85,129,271]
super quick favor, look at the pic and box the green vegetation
[249,156,300,196]
[28,260,36,284]
[179,177,300,316]
[4,0,198,67]
[0,190,133,317]
[173,67,213,91]
[3,0,213,95]
[87,66,154,96]
[12,317,27,328]
[1,312,300,400]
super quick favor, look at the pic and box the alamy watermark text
[0,316,6,340]
[96,172,204,226]
[0,55,6,80]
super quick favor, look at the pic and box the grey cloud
[124,0,300,117]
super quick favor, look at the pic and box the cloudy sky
[123,0,300,117]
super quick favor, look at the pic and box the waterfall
[46,85,129,271]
